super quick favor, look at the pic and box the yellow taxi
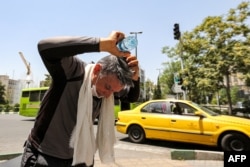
[116,99,250,151]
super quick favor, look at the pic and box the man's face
[94,74,124,98]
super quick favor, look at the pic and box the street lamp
[130,31,142,57]
[120,32,142,110]
[130,31,145,101]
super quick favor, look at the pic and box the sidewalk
[94,147,224,167]
[0,146,224,167]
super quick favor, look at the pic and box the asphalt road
[0,114,33,155]
[0,114,128,155]
[0,113,222,155]
[0,113,224,167]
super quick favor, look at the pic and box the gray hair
[97,55,134,88]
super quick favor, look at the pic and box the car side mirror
[194,111,204,118]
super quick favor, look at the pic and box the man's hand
[100,31,128,57]
[124,55,139,81]
[100,31,140,81]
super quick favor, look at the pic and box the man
[21,31,140,167]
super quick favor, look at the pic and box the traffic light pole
[179,38,186,100]
[173,23,186,100]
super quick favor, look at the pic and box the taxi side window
[150,103,162,113]
[176,102,197,116]
[141,102,170,114]
[170,102,182,115]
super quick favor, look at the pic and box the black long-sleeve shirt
[28,36,140,159]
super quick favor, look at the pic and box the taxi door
[169,102,215,145]
[140,101,172,140]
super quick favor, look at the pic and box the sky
[0,0,247,86]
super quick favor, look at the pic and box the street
[0,114,33,155]
[0,114,224,167]
[0,113,222,155]
[0,114,130,155]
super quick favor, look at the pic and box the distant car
[116,99,250,151]
[231,101,250,119]
[232,108,250,119]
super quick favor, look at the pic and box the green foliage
[114,105,120,119]
[153,77,162,99]
[161,1,250,113]
[0,82,6,104]
[160,61,181,95]
[0,103,19,112]
[230,86,239,104]
[4,104,11,112]
[245,75,250,86]
[14,103,20,112]
[145,79,154,101]
[43,74,52,87]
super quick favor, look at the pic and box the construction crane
[19,52,31,75]
[19,52,32,87]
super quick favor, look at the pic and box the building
[0,75,25,105]
[226,73,250,99]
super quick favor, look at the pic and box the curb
[0,153,22,161]
[0,150,224,162]
[0,112,18,115]
[171,149,223,160]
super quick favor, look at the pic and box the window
[151,103,162,113]
[29,91,40,102]
[177,102,196,116]
[141,102,170,114]
[22,91,29,97]
[40,90,47,101]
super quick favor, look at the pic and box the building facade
[227,73,250,99]
[0,75,25,105]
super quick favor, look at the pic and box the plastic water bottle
[117,36,138,52]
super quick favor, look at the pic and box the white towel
[70,64,116,166]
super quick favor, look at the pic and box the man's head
[91,55,134,98]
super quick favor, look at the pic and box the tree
[245,75,250,87]
[43,74,52,87]
[153,77,162,99]
[183,2,250,113]
[14,103,19,112]
[162,2,250,114]
[145,79,154,101]
[160,60,181,95]
[0,82,6,104]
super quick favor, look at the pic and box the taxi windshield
[191,102,219,116]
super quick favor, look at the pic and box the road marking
[114,142,171,155]
[0,112,18,115]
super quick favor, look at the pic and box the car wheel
[221,133,250,151]
[128,125,145,143]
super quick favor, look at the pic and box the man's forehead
[104,75,124,90]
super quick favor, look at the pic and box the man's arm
[116,78,140,103]
[37,36,101,79]
[126,79,140,102]
[38,36,100,61]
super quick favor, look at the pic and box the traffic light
[174,73,180,84]
[173,23,181,40]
